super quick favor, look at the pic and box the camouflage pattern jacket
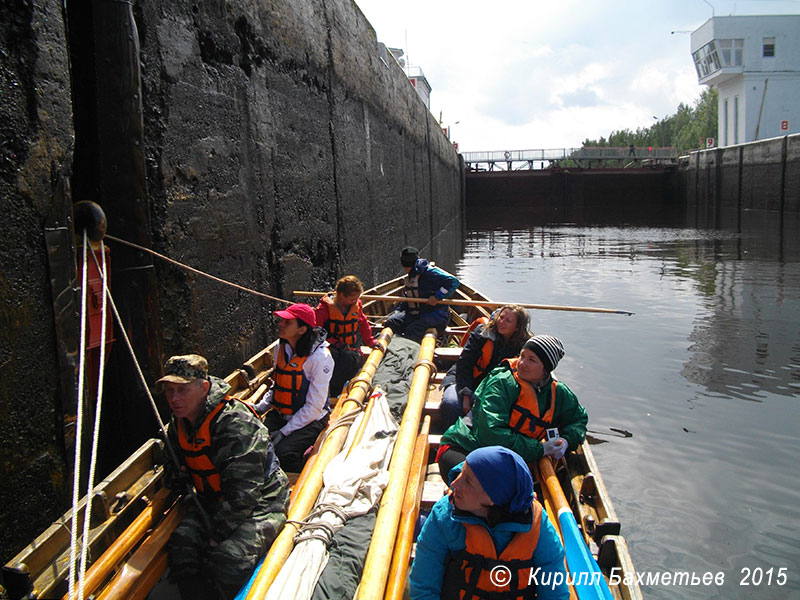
[165,376,288,540]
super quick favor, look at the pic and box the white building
[386,47,432,109]
[691,15,800,146]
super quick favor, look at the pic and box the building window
[724,99,729,146]
[763,37,775,57]
[718,39,743,66]
[692,41,721,78]
[734,96,739,144]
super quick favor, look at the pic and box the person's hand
[426,295,439,306]
[542,437,567,459]
[270,430,284,446]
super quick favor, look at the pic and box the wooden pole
[294,291,634,316]
[63,488,172,600]
[244,328,393,600]
[384,416,431,600]
[95,502,185,600]
[537,457,613,600]
[356,330,438,600]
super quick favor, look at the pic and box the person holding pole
[410,446,569,599]
[159,354,289,600]
[383,246,460,342]
[439,305,531,430]
[437,335,587,476]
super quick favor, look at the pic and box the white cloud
[355,0,800,150]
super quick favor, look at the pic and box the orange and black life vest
[505,357,557,441]
[442,500,543,600]
[322,293,360,348]
[177,396,261,501]
[472,337,495,381]
[272,342,310,415]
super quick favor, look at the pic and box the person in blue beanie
[410,446,569,600]
[383,246,460,342]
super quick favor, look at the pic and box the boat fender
[74,200,107,242]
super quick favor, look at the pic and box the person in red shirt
[314,275,377,395]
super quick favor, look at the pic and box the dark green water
[457,219,800,599]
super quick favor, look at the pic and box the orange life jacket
[322,293,360,348]
[505,357,557,441]
[460,317,488,347]
[272,343,310,415]
[177,396,262,500]
[443,500,543,600]
[472,337,495,381]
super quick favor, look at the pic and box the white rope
[77,241,110,600]
[68,231,89,600]
[94,255,178,462]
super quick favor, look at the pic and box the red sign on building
[781,120,789,131]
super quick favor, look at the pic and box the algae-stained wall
[681,134,799,236]
[0,0,75,567]
[0,0,461,564]
[138,0,461,366]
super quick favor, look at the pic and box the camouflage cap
[156,354,209,386]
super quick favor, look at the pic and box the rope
[68,231,89,600]
[92,251,221,554]
[77,242,109,600]
[104,234,292,304]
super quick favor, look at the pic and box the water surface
[456,220,800,599]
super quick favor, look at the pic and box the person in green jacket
[437,335,588,476]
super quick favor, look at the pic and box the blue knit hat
[465,446,534,514]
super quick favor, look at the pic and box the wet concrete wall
[680,134,800,237]
[0,0,74,567]
[0,0,461,564]
[465,168,683,226]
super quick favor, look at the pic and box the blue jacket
[399,258,460,316]
[409,464,569,600]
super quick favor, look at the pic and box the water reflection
[458,211,800,599]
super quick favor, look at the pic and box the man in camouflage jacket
[159,354,289,600]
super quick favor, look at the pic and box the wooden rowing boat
[2,271,641,600]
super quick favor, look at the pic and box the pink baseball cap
[274,303,316,328]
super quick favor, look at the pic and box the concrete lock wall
[0,0,461,562]
[682,134,800,236]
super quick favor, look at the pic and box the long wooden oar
[294,291,634,316]
[355,330,438,600]
[537,457,614,600]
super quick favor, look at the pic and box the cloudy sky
[354,0,800,152]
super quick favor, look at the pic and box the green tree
[583,88,718,155]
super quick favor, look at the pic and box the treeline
[582,88,718,154]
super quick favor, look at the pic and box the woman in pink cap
[255,303,334,472]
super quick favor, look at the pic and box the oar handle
[537,457,615,600]
[293,291,634,316]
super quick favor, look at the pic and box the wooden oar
[537,457,614,600]
[294,291,634,316]
[355,330,438,600]
[384,415,431,600]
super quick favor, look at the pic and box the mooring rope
[104,234,292,305]
[77,241,110,600]
[68,230,89,600]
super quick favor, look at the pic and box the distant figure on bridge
[383,246,460,342]
[629,143,636,158]
[314,275,378,396]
